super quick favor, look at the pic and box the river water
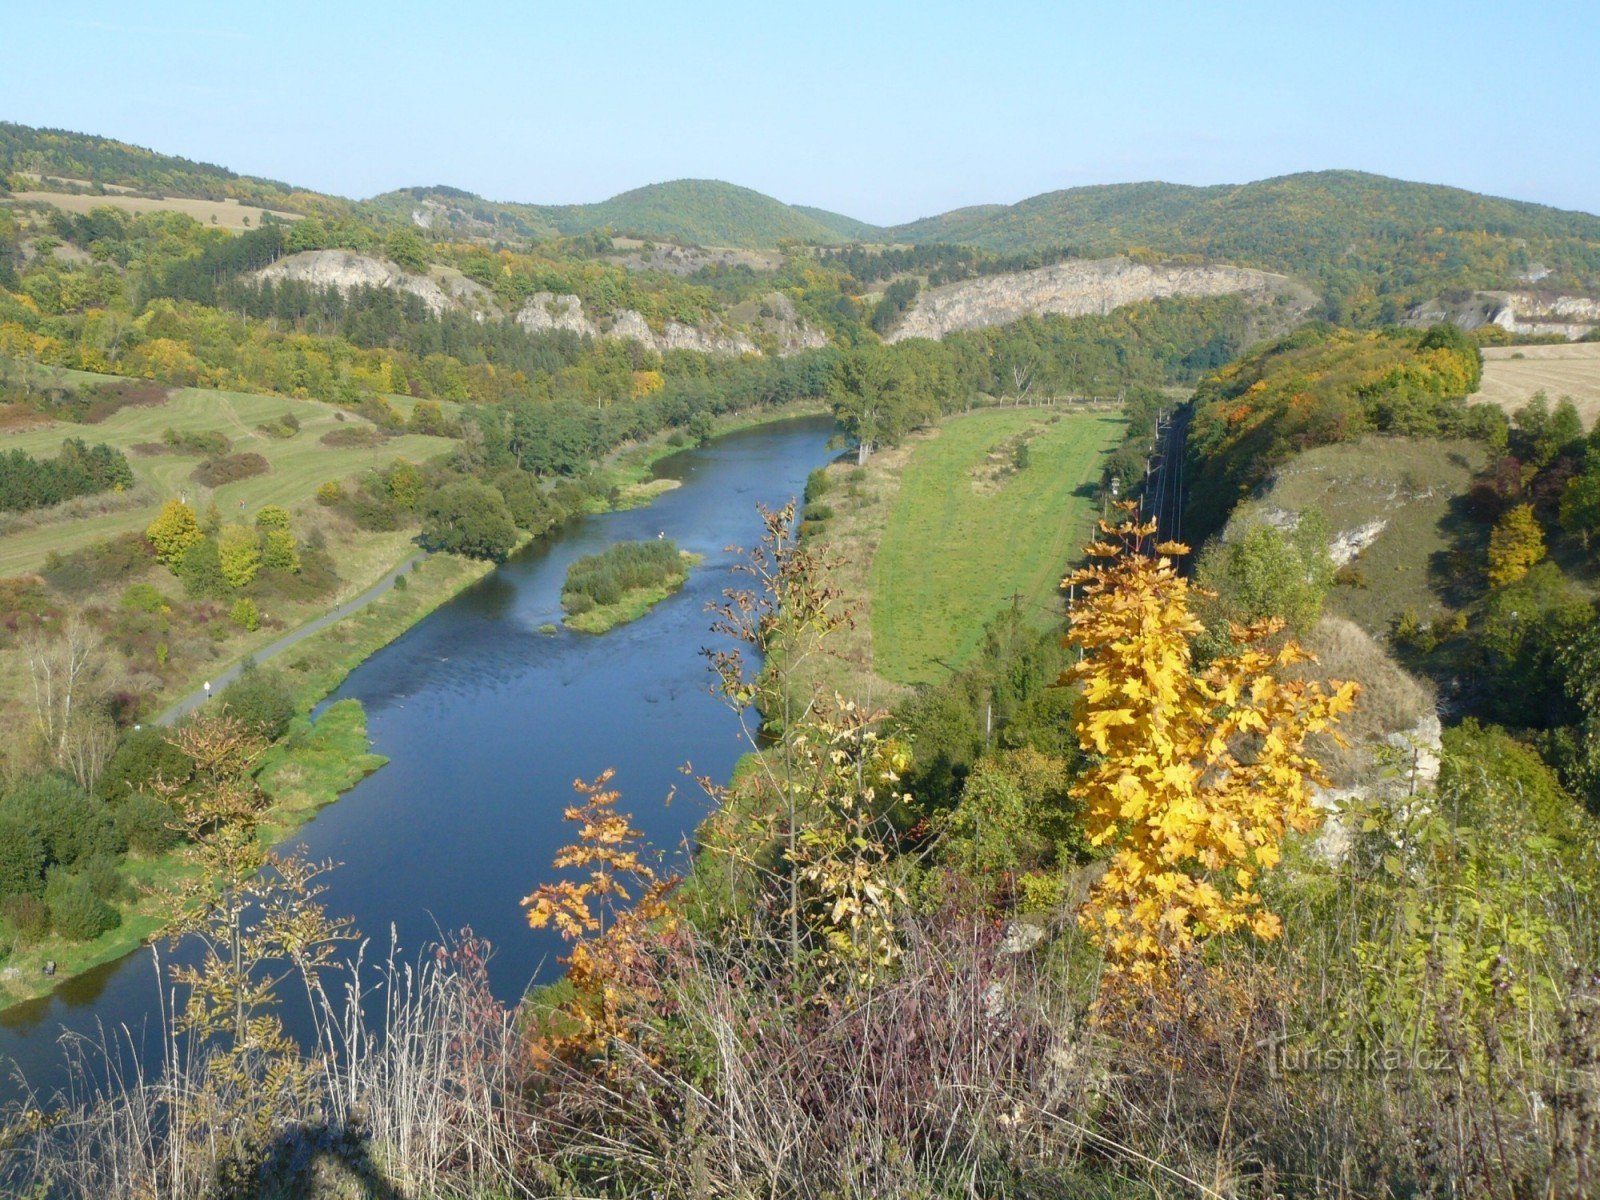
[0,415,838,1101]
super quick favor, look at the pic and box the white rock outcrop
[515,294,757,355]
[885,257,1314,342]
[254,250,460,318]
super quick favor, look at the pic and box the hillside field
[1478,342,1600,424]
[0,380,453,574]
[6,189,299,230]
[868,408,1123,685]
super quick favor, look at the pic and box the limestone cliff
[514,294,758,355]
[884,257,1315,342]
[253,251,499,321]
[1407,291,1600,340]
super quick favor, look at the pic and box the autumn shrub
[162,428,231,457]
[42,531,156,596]
[318,426,387,448]
[191,451,269,487]
[2,894,51,945]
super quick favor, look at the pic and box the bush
[1,775,123,870]
[75,853,130,903]
[230,596,261,631]
[315,480,344,506]
[804,467,833,503]
[113,791,182,855]
[95,727,193,803]
[176,536,228,598]
[119,581,167,614]
[2,894,50,945]
[562,539,685,611]
[42,532,156,597]
[319,426,387,448]
[44,872,120,942]
[163,427,232,457]
[0,814,46,899]
[220,662,296,740]
[191,452,270,487]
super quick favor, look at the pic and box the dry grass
[1298,616,1433,786]
[6,191,298,231]
[1478,342,1600,425]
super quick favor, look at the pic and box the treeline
[1184,322,1495,544]
[830,295,1267,459]
[817,242,1078,287]
[0,437,132,513]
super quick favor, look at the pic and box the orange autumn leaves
[1064,510,1358,987]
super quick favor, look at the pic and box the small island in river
[560,537,701,633]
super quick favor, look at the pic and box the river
[0,414,838,1102]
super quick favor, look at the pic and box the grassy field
[5,189,299,230]
[0,380,454,574]
[867,408,1124,686]
[1225,435,1489,636]
[1478,343,1600,425]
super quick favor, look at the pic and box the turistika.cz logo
[1269,1040,1452,1075]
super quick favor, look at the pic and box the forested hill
[0,122,320,213]
[9,122,1600,318]
[887,171,1600,323]
[368,180,881,249]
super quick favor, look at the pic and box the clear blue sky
[7,0,1599,223]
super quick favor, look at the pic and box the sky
[6,0,1600,224]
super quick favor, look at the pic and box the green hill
[539,179,867,248]
[365,180,876,249]
[890,171,1600,322]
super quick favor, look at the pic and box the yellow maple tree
[1062,509,1358,991]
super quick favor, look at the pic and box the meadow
[0,380,453,574]
[867,408,1123,685]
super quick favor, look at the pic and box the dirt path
[156,551,424,725]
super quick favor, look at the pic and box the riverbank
[0,700,385,1010]
[0,405,835,1016]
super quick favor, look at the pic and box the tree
[22,611,115,778]
[830,345,922,465]
[419,480,518,562]
[1488,503,1546,587]
[146,498,203,567]
[254,504,291,532]
[1195,511,1335,635]
[217,524,262,589]
[1559,467,1600,550]
[1063,510,1356,994]
[259,527,300,572]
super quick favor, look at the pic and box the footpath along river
[0,415,837,1102]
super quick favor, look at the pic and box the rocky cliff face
[513,294,759,355]
[253,253,772,355]
[253,250,496,320]
[885,257,1315,342]
[1407,291,1600,340]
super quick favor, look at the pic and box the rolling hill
[887,171,1600,321]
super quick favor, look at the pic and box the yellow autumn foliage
[1063,509,1358,991]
